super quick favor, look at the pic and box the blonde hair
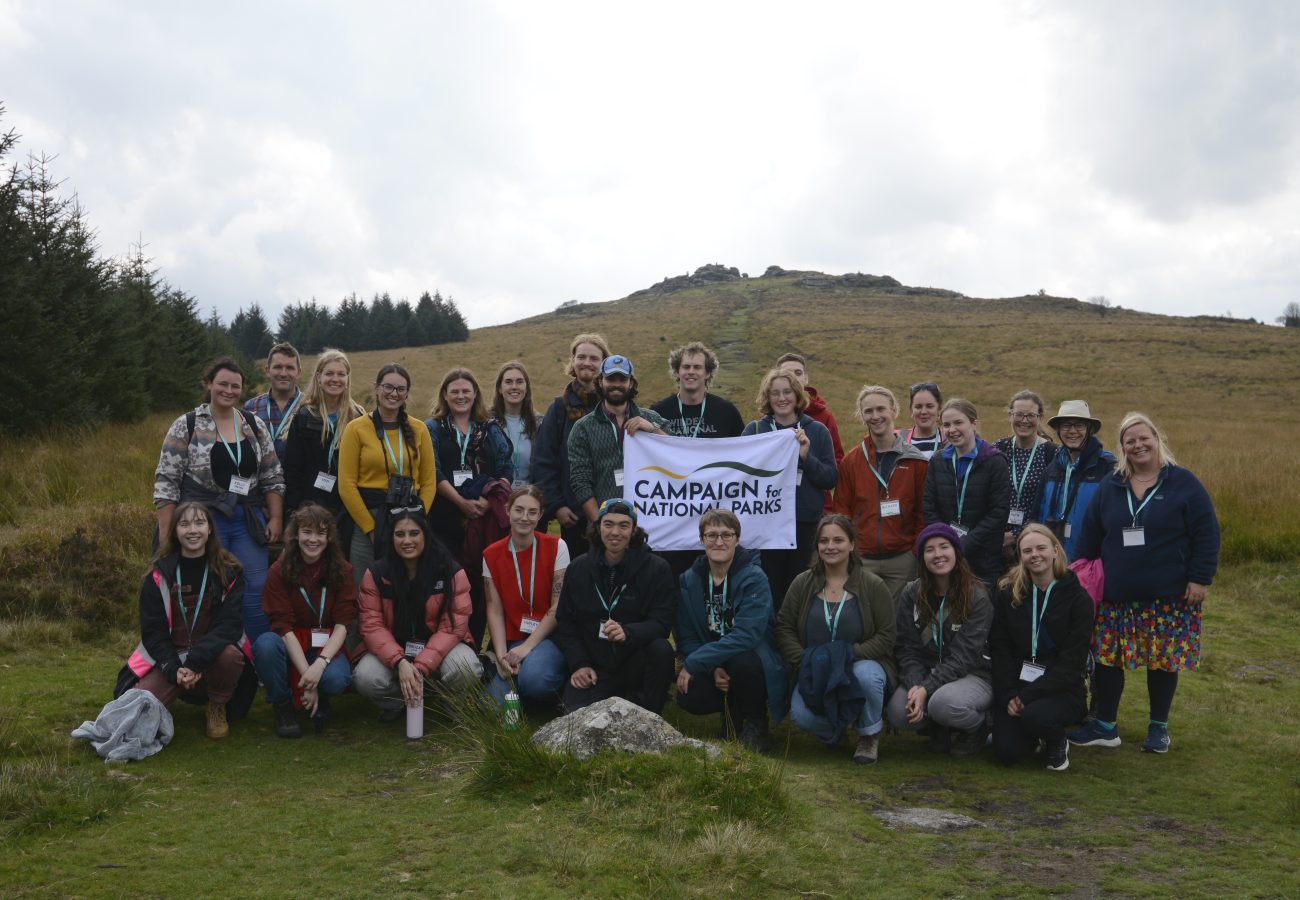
[855,385,898,424]
[998,524,1068,608]
[303,348,365,447]
[1114,411,1176,477]
[565,333,611,379]
[755,368,808,416]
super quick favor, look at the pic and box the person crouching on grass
[553,499,677,714]
[253,503,357,738]
[989,524,1094,771]
[886,523,994,758]
[674,509,788,753]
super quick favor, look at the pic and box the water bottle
[406,700,423,739]
[503,691,522,730]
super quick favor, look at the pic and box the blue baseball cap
[597,497,638,522]
[601,355,634,377]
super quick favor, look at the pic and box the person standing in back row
[994,390,1057,564]
[651,341,745,576]
[245,342,304,465]
[776,353,844,513]
[904,382,944,460]
[1036,400,1116,562]
[534,333,611,557]
[566,354,668,525]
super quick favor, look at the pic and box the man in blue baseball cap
[566,354,669,524]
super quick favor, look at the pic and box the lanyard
[381,425,406,475]
[270,391,302,443]
[951,450,974,523]
[933,597,946,659]
[593,581,626,618]
[507,416,523,472]
[451,419,472,468]
[1126,477,1164,526]
[677,396,707,439]
[604,408,625,448]
[1058,458,1077,518]
[298,585,327,628]
[325,413,340,471]
[217,411,242,468]
[176,566,210,638]
[823,593,849,640]
[509,537,538,615]
[1010,438,1041,504]
[1030,580,1056,661]
[707,574,729,636]
[863,440,892,496]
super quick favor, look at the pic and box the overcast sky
[4,1,1297,326]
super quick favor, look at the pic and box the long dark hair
[491,361,539,440]
[280,503,349,595]
[916,535,978,625]
[156,501,240,586]
[372,363,418,461]
[381,508,460,638]
[810,514,862,577]
[200,357,244,405]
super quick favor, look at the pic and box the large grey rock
[532,697,720,759]
[871,807,986,832]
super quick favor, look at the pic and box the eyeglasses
[1057,420,1088,431]
[377,383,409,396]
[511,508,542,520]
[702,531,737,544]
[1011,413,1040,422]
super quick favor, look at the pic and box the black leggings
[993,693,1082,765]
[562,638,675,715]
[675,649,769,725]
[1094,664,1178,723]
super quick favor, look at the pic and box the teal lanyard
[677,396,707,438]
[823,593,849,640]
[298,585,327,628]
[933,597,947,659]
[594,581,626,618]
[863,441,891,496]
[507,416,523,474]
[605,408,623,447]
[325,413,340,471]
[1058,459,1077,518]
[1126,477,1164,526]
[381,425,406,475]
[1010,438,1041,504]
[951,450,974,523]
[452,420,472,468]
[1030,581,1056,661]
[510,537,538,616]
[177,566,210,638]
[707,574,729,636]
[217,412,242,468]
[271,391,302,443]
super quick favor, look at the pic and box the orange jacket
[833,433,929,556]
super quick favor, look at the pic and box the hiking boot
[1067,719,1121,747]
[1045,737,1070,771]
[852,734,879,765]
[1142,721,1170,754]
[273,699,302,739]
[738,719,771,754]
[205,701,229,740]
[950,722,988,759]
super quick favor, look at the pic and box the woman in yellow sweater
[338,363,438,582]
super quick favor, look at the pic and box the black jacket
[894,579,993,694]
[533,382,599,519]
[989,570,1093,710]
[283,407,341,514]
[923,440,1011,585]
[139,554,245,684]
[553,542,677,673]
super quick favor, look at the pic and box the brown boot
[852,734,879,765]
[206,701,229,739]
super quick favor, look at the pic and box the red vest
[482,533,562,640]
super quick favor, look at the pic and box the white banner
[623,430,799,551]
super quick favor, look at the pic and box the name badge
[404,641,425,659]
[597,620,609,640]
[453,469,472,487]
[1007,509,1025,526]
[313,472,337,492]
[1123,527,1146,547]
[950,522,969,538]
[1063,522,1072,538]
[512,479,527,491]
[1019,661,1046,682]
[795,471,803,486]
[880,499,901,517]
[228,475,252,496]
[613,468,625,487]
[310,628,330,649]
[177,650,189,664]
[520,616,540,635]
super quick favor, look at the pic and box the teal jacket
[676,548,788,724]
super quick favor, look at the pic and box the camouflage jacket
[153,404,285,507]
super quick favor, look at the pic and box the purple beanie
[914,522,965,561]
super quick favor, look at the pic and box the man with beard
[534,333,610,556]
[566,354,668,525]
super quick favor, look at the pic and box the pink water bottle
[406,700,423,739]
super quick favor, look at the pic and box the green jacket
[566,402,668,508]
[774,566,898,687]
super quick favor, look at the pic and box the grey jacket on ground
[72,689,174,762]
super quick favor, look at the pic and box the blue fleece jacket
[741,414,838,522]
[1034,436,1116,561]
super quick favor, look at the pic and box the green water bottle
[504,691,522,730]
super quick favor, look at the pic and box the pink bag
[1068,557,1104,611]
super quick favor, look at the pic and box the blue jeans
[212,507,270,641]
[790,659,888,743]
[486,638,566,705]
[252,631,353,707]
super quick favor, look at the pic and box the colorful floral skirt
[1095,595,1201,672]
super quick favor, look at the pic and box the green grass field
[3,274,1299,897]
